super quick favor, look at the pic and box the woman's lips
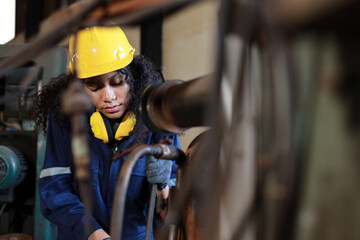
[104,105,120,113]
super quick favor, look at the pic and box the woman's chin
[102,111,124,119]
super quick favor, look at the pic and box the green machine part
[0,44,67,239]
[0,146,25,191]
[34,132,58,240]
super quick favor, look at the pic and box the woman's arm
[39,113,102,239]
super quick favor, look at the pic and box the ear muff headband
[90,111,136,143]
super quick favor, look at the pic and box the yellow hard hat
[68,26,135,79]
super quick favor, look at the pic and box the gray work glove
[145,155,173,190]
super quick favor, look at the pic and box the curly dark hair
[30,55,162,142]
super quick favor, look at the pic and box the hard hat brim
[71,48,134,79]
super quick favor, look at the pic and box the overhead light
[0,0,16,44]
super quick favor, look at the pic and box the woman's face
[83,70,131,119]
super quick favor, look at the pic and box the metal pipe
[140,76,212,135]
[0,0,102,78]
[61,79,92,236]
[0,0,196,79]
[86,0,196,27]
[110,144,185,240]
[145,184,157,240]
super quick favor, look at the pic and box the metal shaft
[141,76,212,135]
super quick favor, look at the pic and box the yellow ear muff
[90,112,110,143]
[90,111,136,143]
[114,111,136,141]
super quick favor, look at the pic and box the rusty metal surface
[267,0,360,29]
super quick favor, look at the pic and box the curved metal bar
[145,184,157,240]
[111,144,161,240]
[110,143,185,240]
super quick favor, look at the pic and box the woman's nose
[103,85,116,102]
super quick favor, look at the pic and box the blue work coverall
[39,113,179,240]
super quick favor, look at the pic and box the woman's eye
[89,86,100,92]
[111,79,124,87]
[89,87,99,92]
[85,83,100,92]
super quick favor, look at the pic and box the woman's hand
[88,229,110,240]
[145,155,173,191]
[157,185,170,200]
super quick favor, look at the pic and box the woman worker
[31,25,179,240]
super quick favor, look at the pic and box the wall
[163,0,218,150]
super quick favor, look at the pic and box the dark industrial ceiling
[16,0,76,40]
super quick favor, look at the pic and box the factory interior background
[0,0,360,239]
